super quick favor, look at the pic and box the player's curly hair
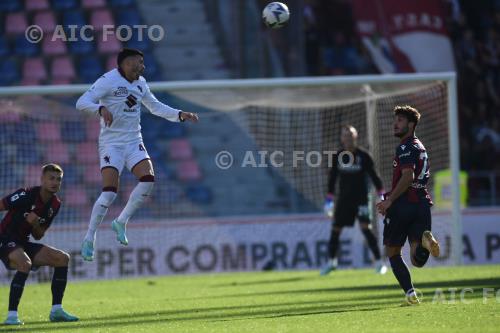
[42,163,63,174]
[394,105,421,127]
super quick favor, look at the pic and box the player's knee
[57,251,70,267]
[17,259,32,273]
[98,190,118,207]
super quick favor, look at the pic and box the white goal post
[0,72,462,266]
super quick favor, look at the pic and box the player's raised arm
[142,82,199,123]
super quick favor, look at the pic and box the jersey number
[418,152,429,180]
[10,191,26,202]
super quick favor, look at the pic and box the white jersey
[76,68,181,146]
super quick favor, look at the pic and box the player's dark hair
[394,105,421,127]
[117,48,144,67]
[42,163,63,175]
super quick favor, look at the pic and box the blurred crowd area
[301,0,500,175]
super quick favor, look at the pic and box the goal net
[0,73,461,281]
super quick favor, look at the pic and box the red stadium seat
[45,142,70,164]
[90,9,114,31]
[51,78,72,85]
[83,164,102,184]
[33,11,56,32]
[24,165,42,187]
[64,187,88,206]
[36,122,61,142]
[106,54,117,71]
[86,119,101,140]
[176,160,202,181]
[76,142,99,164]
[21,78,41,86]
[5,13,28,35]
[25,0,50,11]
[51,56,75,80]
[97,32,121,53]
[82,0,106,9]
[169,139,193,160]
[23,58,47,81]
[42,37,67,55]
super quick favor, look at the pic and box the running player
[376,105,440,305]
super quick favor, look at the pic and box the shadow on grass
[180,277,500,300]
[0,297,398,331]
[211,276,308,288]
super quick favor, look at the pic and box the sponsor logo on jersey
[393,160,398,167]
[7,242,16,248]
[114,87,128,97]
[125,94,138,108]
[398,151,411,158]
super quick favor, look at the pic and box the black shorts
[333,197,371,227]
[383,200,432,247]
[0,236,44,270]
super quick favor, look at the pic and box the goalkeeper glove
[324,194,334,218]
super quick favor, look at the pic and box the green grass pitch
[0,265,499,332]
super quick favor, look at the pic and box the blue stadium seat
[125,32,150,52]
[142,53,161,80]
[109,0,135,7]
[62,10,86,28]
[68,39,95,55]
[14,35,39,57]
[116,9,141,27]
[0,0,22,12]
[61,120,87,142]
[186,185,212,204]
[162,121,186,139]
[14,122,37,144]
[60,164,80,184]
[0,37,9,57]
[51,0,78,10]
[78,56,104,83]
[0,59,20,86]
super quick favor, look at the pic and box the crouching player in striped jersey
[0,164,78,325]
[376,106,440,306]
[76,48,199,261]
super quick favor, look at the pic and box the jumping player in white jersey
[76,48,199,261]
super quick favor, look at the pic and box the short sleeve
[397,145,418,170]
[2,188,30,210]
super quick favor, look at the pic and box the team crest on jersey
[401,145,406,151]
[114,87,128,97]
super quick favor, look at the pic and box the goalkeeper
[321,125,387,275]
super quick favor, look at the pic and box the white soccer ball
[262,2,290,29]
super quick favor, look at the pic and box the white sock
[117,182,154,225]
[84,191,117,242]
[8,311,17,318]
[329,258,338,267]
[51,304,62,313]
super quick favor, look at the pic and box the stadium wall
[3,208,499,283]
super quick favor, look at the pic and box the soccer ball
[262,2,290,29]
